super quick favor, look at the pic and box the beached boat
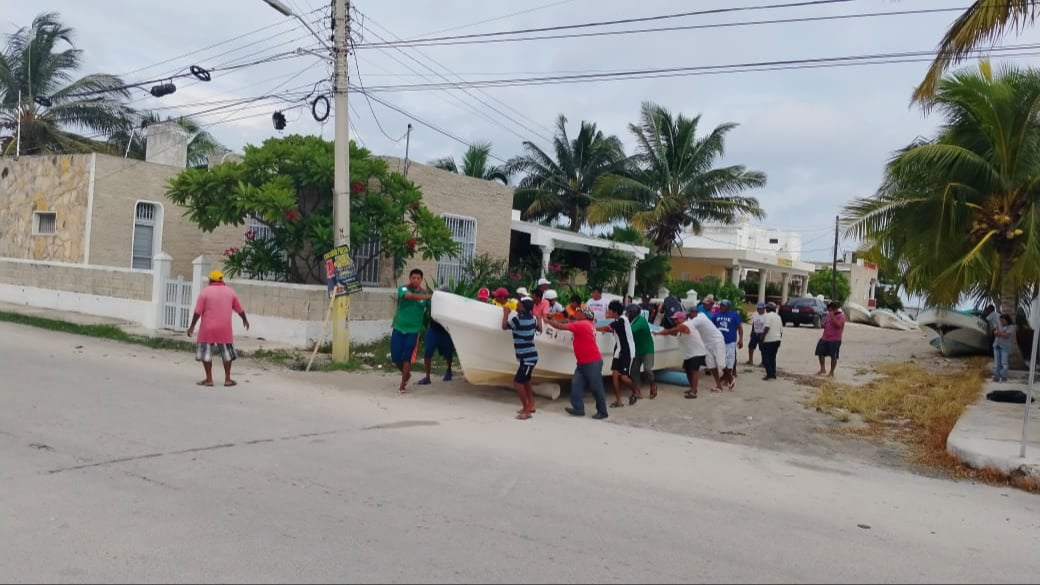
[431,290,684,386]
[870,308,913,331]
[916,308,991,356]
[843,302,873,325]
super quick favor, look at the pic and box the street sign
[323,245,362,298]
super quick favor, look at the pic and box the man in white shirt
[759,302,784,380]
[585,286,608,322]
[688,311,727,391]
[747,302,766,366]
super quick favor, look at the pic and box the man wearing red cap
[491,287,518,311]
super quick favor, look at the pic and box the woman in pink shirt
[187,271,250,387]
[544,307,609,419]
[815,301,846,377]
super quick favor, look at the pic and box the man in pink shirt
[815,301,846,377]
[187,270,250,387]
[544,307,609,419]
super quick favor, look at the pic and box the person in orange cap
[187,270,249,387]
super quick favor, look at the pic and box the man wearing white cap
[688,310,727,392]
[544,289,565,321]
[536,277,551,294]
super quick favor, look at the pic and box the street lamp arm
[261,0,332,51]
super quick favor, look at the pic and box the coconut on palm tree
[845,62,1040,328]
[430,141,509,184]
[108,112,223,168]
[0,12,133,155]
[913,1,1040,102]
[589,101,767,254]
[506,114,625,232]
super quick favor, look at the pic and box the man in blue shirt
[502,298,541,420]
[712,299,744,389]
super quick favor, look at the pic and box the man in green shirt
[625,303,657,399]
[392,268,432,393]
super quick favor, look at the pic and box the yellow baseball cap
[208,270,224,282]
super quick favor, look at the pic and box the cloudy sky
[6,0,1037,264]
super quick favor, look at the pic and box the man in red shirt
[544,307,608,419]
[815,301,846,377]
[187,270,250,387]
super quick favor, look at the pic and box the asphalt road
[2,321,1038,584]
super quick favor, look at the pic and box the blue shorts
[390,329,419,364]
[423,326,455,360]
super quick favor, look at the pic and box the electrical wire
[350,51,408,142]
[352,44,1040,92]
[415,0,582,37]
[358,0,859,48]
[356,6,971,50]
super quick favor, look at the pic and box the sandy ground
[349,321,956,473]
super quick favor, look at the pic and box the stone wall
[0,258,152,301]
[227,280,398,322]
[0,154,91,262]
[378,157,513,287]
[89,154,245,277]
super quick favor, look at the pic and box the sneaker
[442,372,453,382]
[592,413,608,420]
[1001,377,1008,383]
[565,407,585,417]
[993,376,1001,382]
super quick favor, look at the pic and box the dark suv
[779,297,828,328]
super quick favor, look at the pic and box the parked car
[779,297,828,328]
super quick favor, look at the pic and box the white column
[730,266,741,286]
[627,257,638,298]
[540,244,554,279]
[758,271,768,304]
[148,252,173,331]
[781,272,791,304]
[801,275,810,297]
[191,255,211,309]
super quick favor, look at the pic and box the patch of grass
[807,357,1039,494]
[303,335,455,374]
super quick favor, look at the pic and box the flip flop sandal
[610,401,624,408]
[224,380,237,387]
[196,380,214,387]
[684,391,698,399]
[628,395,638,405]
[416,378,432,385]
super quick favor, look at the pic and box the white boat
[895,309,918,328]
[916,308,991,356]
[870,308,913,331]
[431,290,685,386]
[843,302,874,325]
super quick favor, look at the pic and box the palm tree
[429,141,509,184]
[844,62,1040,323]
[506,114,625,232]
[108,112,223,168]
[0,12,133,155]
[912,1,1039,102]
[588,101,767,254]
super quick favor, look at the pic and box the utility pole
[403,123,413,178]
[330,0,352,362]
[831,214,839,301]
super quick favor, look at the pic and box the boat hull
[917,309,991,356]
[431,291,685,386]
[843,302,873,325]
[870,308,913,331]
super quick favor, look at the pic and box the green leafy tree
[589,101,767,253]
[911,1,1039,102]
[506,114,625,231]
[808,267,851,302]
[844,62,1040,317]
[0,12,133,155]
[166,134,458,284]
[429,141,509,184]
[108,112,223,168]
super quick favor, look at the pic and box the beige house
[0,123,242,278]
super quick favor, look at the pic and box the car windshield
[788,298,817,307]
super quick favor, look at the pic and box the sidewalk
[0,301,298,355]
[947,376,1040,479]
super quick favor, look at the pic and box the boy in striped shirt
[502,298,541,420]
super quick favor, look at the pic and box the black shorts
[748,331,761,350]
[514,362,536,383]
[611,356,631,377]
[815,339,842,360]
[682,355,706,372]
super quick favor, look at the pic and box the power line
[416,0,582,37]
[353,44,1040,92]
[356,6,970,50]
[350,51,407,142]
[358,13,556,144]
[357,0,858,48]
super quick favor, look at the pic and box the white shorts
[704,341,726,370]
[725,342,737,369]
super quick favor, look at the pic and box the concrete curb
[946,381,1040,480]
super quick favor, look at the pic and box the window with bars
[244,214,280,280]
[350,239,381,286]
[32,211,57,235]
[436,214,477,284]
[131,202,158,270]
